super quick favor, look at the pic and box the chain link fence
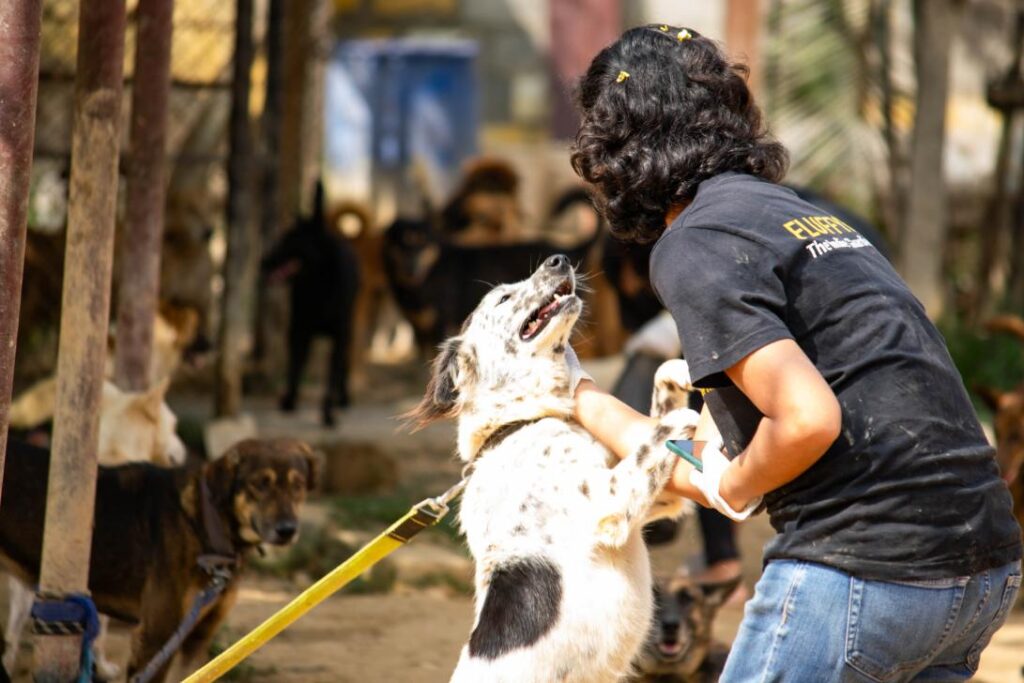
[19,0,243,389]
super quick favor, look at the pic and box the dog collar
[196,476,240,573]
[473,418,543,461]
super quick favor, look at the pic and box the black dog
[383,188,602,350]
[634,577,741,682]
[262,180,360,426]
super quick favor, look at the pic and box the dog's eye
[250,473,273,492]
[497,294,511,305]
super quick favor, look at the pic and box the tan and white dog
[409,255,695,683]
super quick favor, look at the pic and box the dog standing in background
[0,438,318,683]
[408,256,696,682]
[263,180,360,427]
[4,378,187,679]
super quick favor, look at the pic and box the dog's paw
[655,359,692,390]
[659,407,700,441]
[93,654,121,682]
[651,360,695,418]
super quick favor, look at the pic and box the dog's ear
[295,441,322,492]
[132,377,170,421]
[697,576,742,613]
[975,385,1006,413]
[205,446,242,500]
[403,337,473,430]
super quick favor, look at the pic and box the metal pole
[253,0,284,374]
[215,0,256,417]
[33,0,126,677]
[0,0,44,498]
[114,0,175,391]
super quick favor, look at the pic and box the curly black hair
[571,25,788,243]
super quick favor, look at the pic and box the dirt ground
[5,358,1023,681]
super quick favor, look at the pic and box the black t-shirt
[650,172,1022,581]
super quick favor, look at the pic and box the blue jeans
[720,559,1021,682]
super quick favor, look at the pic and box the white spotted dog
[407,254,698,683]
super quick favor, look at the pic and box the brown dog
[633,577,740,683]
[0,437,318,682]
[978,314,1024,533]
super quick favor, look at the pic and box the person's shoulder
[686,174,797,224]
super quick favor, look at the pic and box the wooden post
[215,0,256,417]
[725,0,764,96]
[114,0,175,392]
[0,0,44,493]
[33,0,126,678]
[278,0,312,223]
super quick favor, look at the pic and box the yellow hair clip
[677,29,692,42]
[616,70,630,83]
[659,25,669,32]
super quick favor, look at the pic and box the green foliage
[250,522,398,594]
[208,629,275,681]
[940,318,1024,414]
[328,492,466,548]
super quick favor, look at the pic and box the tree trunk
[0,0,44,501]
[34,0,126,676]
[899,0,961,318]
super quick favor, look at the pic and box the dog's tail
[985,314,1024,346]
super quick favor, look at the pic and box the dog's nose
[274,520,298,542]
[544,254,570,272]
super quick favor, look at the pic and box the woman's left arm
[716,339,843,510]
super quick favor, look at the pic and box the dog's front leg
[588,411,698,548]
[128,593,185,683]
[166,581,239,681]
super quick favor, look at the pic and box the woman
[568,25,1021,682]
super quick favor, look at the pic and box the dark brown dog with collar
[0,437,318,682]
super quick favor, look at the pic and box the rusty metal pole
[114,0,175,392]
[33,0,127,678]
[215,0,256,417]
[0,0,44,493]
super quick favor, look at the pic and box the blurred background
[7,0,1024,680]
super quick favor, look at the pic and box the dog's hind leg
[3,577,32,675]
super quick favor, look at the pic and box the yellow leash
[182,478,467,683]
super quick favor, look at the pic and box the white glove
[624,310,681,359]
[687,435,762,522]
[565,344,593,394]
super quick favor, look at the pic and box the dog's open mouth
[519,279,575,341]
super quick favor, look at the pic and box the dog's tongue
[539,298,560,318]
